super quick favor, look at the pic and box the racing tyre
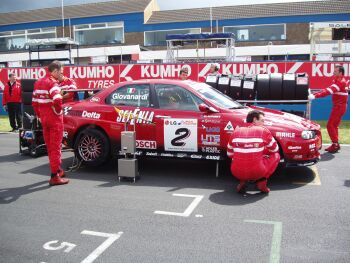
[270,73,283,100]
[282,73,296,100]
[295,73,309,100]
[256,74,270,100]
[22,91,33,105]
[75,128,110,167]
[21,79,37,92]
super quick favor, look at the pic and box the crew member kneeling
[227,110,280,194]
[32,60,69,186]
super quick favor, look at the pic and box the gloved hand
[308,94,315,100]
[3,105,7,112]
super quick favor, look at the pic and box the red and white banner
[0,62,349,91]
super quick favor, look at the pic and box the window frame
[144,28,202,46]
[222,23,286,42]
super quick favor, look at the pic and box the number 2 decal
[171,128,191,146]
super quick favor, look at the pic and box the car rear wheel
[74,128,110,167]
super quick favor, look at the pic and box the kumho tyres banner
[0,62,349,91]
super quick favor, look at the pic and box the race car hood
[249,105,320,131]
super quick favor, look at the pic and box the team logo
[63,106,72,115]
[224,121,234,131]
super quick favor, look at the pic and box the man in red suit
[227,110,280,194]
[308,65,348,153]
[2,73,22,131]
[32,60,69,186]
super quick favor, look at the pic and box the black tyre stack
[217,75,230,96]
[229,74,243,100]
[21,79,39,129]
[241,74,257,100]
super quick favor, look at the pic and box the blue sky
[0,0,320,13]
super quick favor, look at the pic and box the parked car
[63,79,321,167]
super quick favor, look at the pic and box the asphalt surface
[0,132,349,263]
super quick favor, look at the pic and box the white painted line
[80,230,123,263]
[195,214,203,218]
[245,220,282,263]
[293,165,321,186]
[43,240,76,253]
[154,194,204,217]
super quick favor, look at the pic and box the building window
[74,22,124,46]
[144,28,201,46]
[0,27,56,51]
[223,24,286,42]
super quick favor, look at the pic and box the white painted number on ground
[42,230,123,263]
[80,230,123,263]
[43,240,76,253]
[154,194,204,217]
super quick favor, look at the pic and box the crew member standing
[308,65,348,153]
[2,73,22,131]
[227,110,280,194]
[32,60,69,186]
[58,74,78,103]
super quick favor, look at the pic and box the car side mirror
[199,103,218,113]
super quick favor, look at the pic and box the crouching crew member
[58,74,78,104]
[227,110,280,194]
[308,65,348,153]
[32,60,69,186]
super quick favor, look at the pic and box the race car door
[105,83,157,152]
[152,84,213,156]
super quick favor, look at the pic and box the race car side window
[106,84,150,107]
[155,84,203,111]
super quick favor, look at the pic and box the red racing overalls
[227,124,280,181]
[59,77,78,104]
[32,76,63,174]
[314,77,348,144]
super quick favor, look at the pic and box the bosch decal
[136,140,157,149]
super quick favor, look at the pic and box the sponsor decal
[82,110,101,119]
[293,155,303,159]
[206,155,220,160]
[264,121,273,126]
[70,65,114,79]
[201,146,221,154]
[203,126,220,133]
[276,132,295,138]
[63,131,68,138]
[201,134,220,146]
[190,154,202,159]
[63,106,72,116]
[127,87,135,93]
[224,121,234,131]
[115,108,154,125]
[160,153,174,157]
[146,152,158,156]
[164,119,198,152]
[90,97,100,102]
[201,119,221,124]
[309,143,316,149]
[136,140,157,149]
[203,115,220,119]
[288,146,302,150]
[176,153,187,158]
[112,93,148,101]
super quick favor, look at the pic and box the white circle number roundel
[164,119,198,152]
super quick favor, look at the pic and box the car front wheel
[74,128,110,167]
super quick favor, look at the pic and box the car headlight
[301,130,316,140]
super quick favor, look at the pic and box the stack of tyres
[282,73,296,100]
[217,75,230,96]
[205,74,219,90]
[21,79,40,130]
[269,73,283,100]
[256,74,270,100]
[295,73,309,100]
[241,74,257,100]
[229,74,243,100]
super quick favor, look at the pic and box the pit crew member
[58,74,78,103]
[227,110,280,194]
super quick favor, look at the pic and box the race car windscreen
[188,82,243,109]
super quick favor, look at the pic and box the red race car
[63,79,321,167]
